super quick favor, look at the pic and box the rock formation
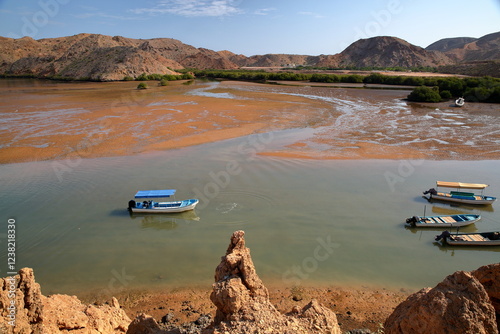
[0,268,131,334]
[472,263,500,329]
[384,267,499,334]
[204,230,341,333]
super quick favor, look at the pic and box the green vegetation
[137,82,148,89]
[407,76,500,103]
[407,86,442,102]
[191,69,500,103]
[292,65,438,73]
[134,72,195,82]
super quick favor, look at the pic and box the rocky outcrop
[127,230,341,333]
[126,313,165,334]
[0,268,131,334]
[472,263,500,329]
[384,269,498,334]
[204,230,341,333]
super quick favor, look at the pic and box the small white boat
[128,189,198,213]
[423,181,496,205]
[435,230,500,246]
[406,214,480,228]
[455,97,465,107]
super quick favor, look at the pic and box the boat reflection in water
[129,210,200,230]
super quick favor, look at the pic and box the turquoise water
[1,134,499,296]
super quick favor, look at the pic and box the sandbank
[1,79,499,164]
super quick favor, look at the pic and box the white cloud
[75,12,143,21]
[298,11,325,19]
[130,0,243,17]
[254,8,277,16]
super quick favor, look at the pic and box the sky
[0,0,499,56]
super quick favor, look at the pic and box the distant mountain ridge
[0,31,499,80]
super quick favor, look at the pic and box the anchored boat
[423,181,496,205]
[406,214,481,228]
[455,97,465,107]
[128,189,198,213]
[435,230,500,246]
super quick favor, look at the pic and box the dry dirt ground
[81,285,410,333]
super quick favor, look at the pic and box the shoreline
[76,281,411,333]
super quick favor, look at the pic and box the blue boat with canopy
[128,189,199,213]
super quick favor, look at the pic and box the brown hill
[426,37,478,52]
[338,36,452,68]
[0,33,239,81]
[428,32,500,76]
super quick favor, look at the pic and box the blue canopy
[135,189,176,198]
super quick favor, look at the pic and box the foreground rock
[204,230,341,334]
[127,230,342,334]
[0,268,131,333]
[472,263,500,329]
[384,267,499,334]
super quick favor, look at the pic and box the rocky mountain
[0,33,238,81]
[0,31,499,80]
[337,36,452,68]
[428,32,500,62]
[426,37,478,52]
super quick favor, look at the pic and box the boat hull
[130,199,198,213]
[429,193,496,205]
[406,214,481,228]
[437,232,500,246]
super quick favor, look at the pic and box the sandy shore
[80,284,410,332]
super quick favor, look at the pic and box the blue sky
[0,0,499,56]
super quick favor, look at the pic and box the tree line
[189,69,500,103]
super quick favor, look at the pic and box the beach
[2,78,500,332]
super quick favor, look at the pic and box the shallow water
[0,135,499,296]
[1,79,499,296]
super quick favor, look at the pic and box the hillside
[0,34,239,81]
[337,36,452,68]
[426,37,478,52]
[0,31,499,80]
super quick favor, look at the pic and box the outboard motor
[423,188,437,195]
[405,216,419,227]
[128,200,136,210]
[435,230,451,241]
